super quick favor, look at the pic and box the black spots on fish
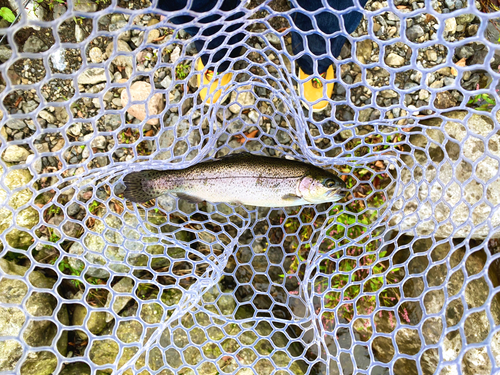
[123,171,165,203]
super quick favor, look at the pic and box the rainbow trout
[123,153,347,207]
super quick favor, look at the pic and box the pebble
[443,77,455,87]
[0,47,10,66]
[120,81,165,125]
[75,24,85,43]
[457,45,474,59]
[146,29,160,44]
[25,1,44,30]
[111,14,126,24]
[22,100,39,114]
[229,85,256,114]
[426,49,438,62]
[77,68,107,85]
[67,202,81,217]
[54,106,69,124]
[148,18,160,27]
[385,53,405,67]
[3,145,30,163]
[53,3,66,19]
[277,131,291,144]
[117,29,131,40]
[445,0,455,8]
[34,143,49,153]
[89,47,103,63]
[419,89,430,100]
[456,13,475,25]
[70,123,82,136]
[265,33,281,46]
[91,136,107,149]
[356,40,372,64]
[171,46,181,63]
[26,154,42,174]
[38,110,57,124]
[248,110,259,123]
[106,40,133,69]
[50,49,67,71]
[380,90,398,98]
[6,119,26,130]
[74,0,97,12]
[23,36,46,54]
[52,138,65,152]
[160,75,172,89]
[445,17,457,34]
[406,25,424,41]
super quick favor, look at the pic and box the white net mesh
[0,0,499,374]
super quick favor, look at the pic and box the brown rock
[120,81,164,125]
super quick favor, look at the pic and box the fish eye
[323,179,336,188]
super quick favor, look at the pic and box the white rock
[77,68,107,85]
[2,145,30,163]
[89,47,103,63]
[50,49,67,71]
[26,154,42,174]
[229,85,256,114]
[444,17,457,34]
[170,46,181,63]
[425,49,438,62]
[385,53,405,67]
[75,24,85,43]
[121,81,165,125]
[25,2,44,30]
[107,40,133,69]
[160,75,172,89]
[7,0,18,12]
[419,89,430,100]
[91,136,106,149]
[38,110,56,123]
[248,110,259,123]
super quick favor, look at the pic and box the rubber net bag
[0,0,499,374]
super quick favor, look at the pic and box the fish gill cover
[0,0,498,374]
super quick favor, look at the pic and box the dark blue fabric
[155,0,367,74]
[156,0,243,72]
[291,0,369,74]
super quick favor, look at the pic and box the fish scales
[123,153,347,207]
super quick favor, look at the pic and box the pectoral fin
[282,194,301,202]
[176,193,204,204]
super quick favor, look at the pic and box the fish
[122,153,347,207]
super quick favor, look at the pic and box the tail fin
[122,170,165,203]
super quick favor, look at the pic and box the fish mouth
[327,188,349,201]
